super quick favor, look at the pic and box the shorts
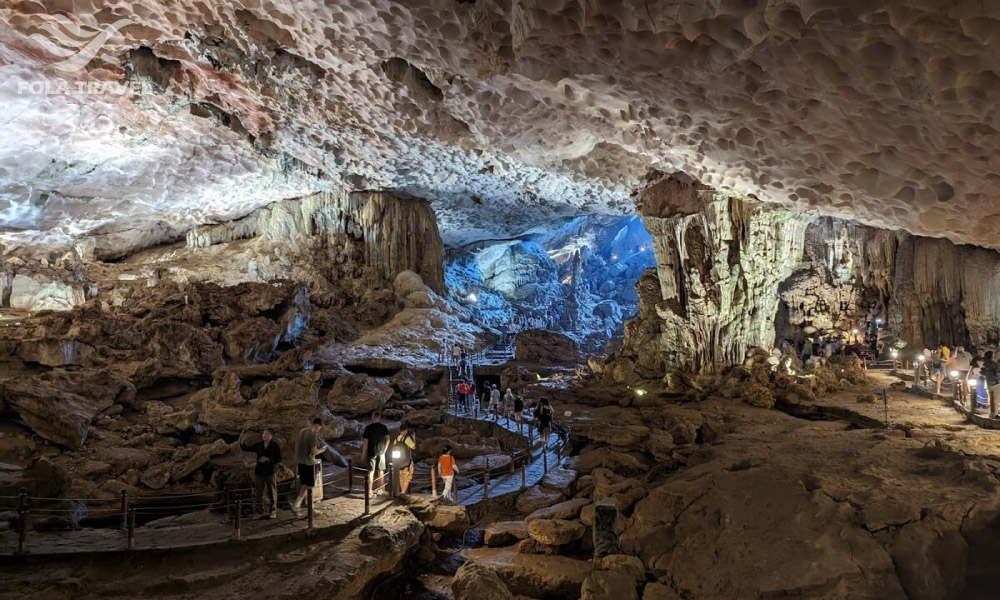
[398,463,414,490]
[298,463,316,487]
[367,453,386,473]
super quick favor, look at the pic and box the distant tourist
[490,384,502,418]
[953,346,973,400]
[536,398,554,442]
[361,411,390,496]
[451,344,461,366]
[391,426,417,495]
[291,417,326,517]
[487,386,502,419]
[984,351,1000,418]
[934,344,951,394]
[239,427,281,519]
[437,445,459,503]
[513,393,525,429]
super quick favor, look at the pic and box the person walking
[954,346,973,403]
[391,426,417,495]
[239,427,282,519]
[489,384,502,419]
[360,411,390,497]
[455,379,471,413]
[513,393,525,431]
[536,398,554,444]
[437,445,459,503]
[487,386,501,419]
[934,344,951,394]
[292,418,326,517]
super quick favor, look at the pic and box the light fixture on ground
[467,292,477,303]
[634,388,647,397]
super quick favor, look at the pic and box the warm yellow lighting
[951,370,959,378]
[634,389,647,397]
[917,355,925,362]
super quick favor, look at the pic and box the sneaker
[268,511,278,520]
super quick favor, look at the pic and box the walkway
[0,399,567,557]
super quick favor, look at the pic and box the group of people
[237,399,548,517]
[924,345,1000,416]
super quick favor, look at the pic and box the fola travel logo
[27,13,133,73]
[18,13,150,95]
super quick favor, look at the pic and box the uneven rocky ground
[4,358,1000,600]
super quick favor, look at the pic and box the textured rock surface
[5,2,1000,255]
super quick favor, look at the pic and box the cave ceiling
[1,0,999,255]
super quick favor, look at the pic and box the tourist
[536,398,554,442]
[455,379,472,412]
[984,351,1000,418]
[466,378,477,412]
[238,427,281,519]
[361,411,390,496]
[437,445,459,503]
[391,426,417,495]
[451,343,462,366]
[513,393,525,429]
[487,387,501,419]
[292,417,326,517]
[934,344,951,394]
[953,346,973,400]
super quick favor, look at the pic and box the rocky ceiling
[1,1,999,256]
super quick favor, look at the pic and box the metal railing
[1,404,570,556]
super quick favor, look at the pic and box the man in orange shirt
[437,445,459,503]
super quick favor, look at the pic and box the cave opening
[444,214,656,354]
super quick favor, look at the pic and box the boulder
[514,329,581,365]
[327,374,393,416]
[464,549,592,599]
[592,469,646,512]
[0,369,136,448]
[528,519,586,546]
[401,408,443,428]
[526,498,590,522]
[390,369,425,396]
[645,431,676,461]
[15,339,94,367]
[744,384,775,408]
[542,466,578,490]
[598,554,646,582]
[425,504,470,534]
[667,418,699,446]
[140,463,172,490]
[171,439,231,482]
[581,569,639,600]
[9,273,85,312]
[577,424,650,447]
[569,447,647,477]
[484,520,530,547]
[452,561,514,600]
[220,317,281,363]
[516,486,566,515]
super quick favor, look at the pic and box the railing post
[127,506,136,550]
[543,448,548,474]
[119,490,128,531]
[431,467,437,497]
[387,467,395,499]
[222,483,230,520]
[17,508,28,554]
[364,476,371,515]
[18,487,27,511]
[307,487,314,530]
[348,459,354,492]
[484,469,490,502]
[520,462,526,490]
[234,499,242,541]
[510,451,516,475]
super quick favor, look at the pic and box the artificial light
[391,450,401,460]
[890,350,898,358]
[634,389,647,397]
[917,355,925,362]
[951,370,959,378]
[467,293,478,303]
[852,329,859,335]
[969,378,979,387]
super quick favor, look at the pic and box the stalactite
[185,188,444,293]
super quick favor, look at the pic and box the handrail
[4,396,569,556]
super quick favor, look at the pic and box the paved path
[441,408,565,507]
[0,406,564,556]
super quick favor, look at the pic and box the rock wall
[889,235,1000,350]
[776,218,897,340]
[618,177,808,374]
[186,189,445,293]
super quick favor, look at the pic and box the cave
[3,3,1000,600]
